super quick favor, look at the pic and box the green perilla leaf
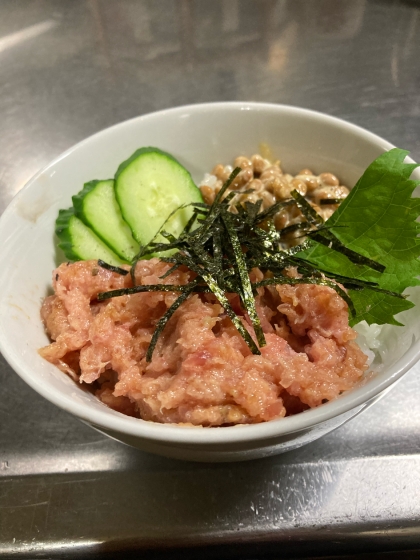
[296,148,420,326]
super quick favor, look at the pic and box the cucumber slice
[55,208,126,267]
[115,147,203,248]
[72,179,139,262]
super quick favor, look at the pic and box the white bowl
[1,102,419,462]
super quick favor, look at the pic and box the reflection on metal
[267,22,297,73]
[0,19,57,55]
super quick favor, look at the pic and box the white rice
[354,286,420,371]
[200,173,218,188]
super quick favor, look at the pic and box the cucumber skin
[55,208,84,262]
[72,179,104,219]
[115,147,185,181]
[72,179,139,261]
[55,207,125,266]
[114,147,203,248]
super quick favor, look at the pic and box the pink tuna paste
[39,259,368,426]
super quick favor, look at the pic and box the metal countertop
[1,1,420,558]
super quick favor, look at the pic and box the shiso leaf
[296,148,420,325]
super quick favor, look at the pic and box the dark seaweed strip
[152,202,189,241]
[181,203,211,236]
[215,168,242,205]
[248,245,301,269]
[190,245,218,275]
[181,210,201,236]
[98,281,210,301]
[253,276,325,288]
[135,203,188,256]
[212,222,223,271]
[191,207,222,245]
[320,198,345,205]
[129,202,190,282]
[251,226,280,247]
[189,202,209,209]
[97,260,129,276]
[174,250,260,353]
[160,231,177,243]
[219,227,237,268]
[244,200,263,225]
[278,221,312,238]
[309,232,386,273]
[227,189,256,211]
[291,190,324,225]
[221,209,266,348]
[159,263,182,280]
[223,191,242,206]
[303,268,406,298]
[284,257,400,296]
[295,266,323,279]
[285,256,323,275]
[146,289,194,362]
[209,168,241,209]
[284,240,313,255]
[190,224,215,247]
[199,267,261,355]
[300,268,379,288]
[136,242,184,261]
[195,168,241,244]
[254,199,296,224]
[164,252,204,277]
[130,256,139,286]
[247,256,288,272]
[159,254,189,267]
[148,238,186,251]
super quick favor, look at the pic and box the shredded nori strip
[97,259,129,276]
[221,208,266,348]
[96,168,396,362]
[309,232,386,273]
[146,289,194,362]
[320,198,345,205]
[278,221,312,238]
[291,190,323,226]
[255,199,296,223]
[97,282,209,301]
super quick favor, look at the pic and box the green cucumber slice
[115,147,203,249]
[72,179,139,262]
[55,208,126,266]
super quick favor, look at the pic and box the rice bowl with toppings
[1,102,419,461]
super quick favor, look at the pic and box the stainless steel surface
[1,1,420,557]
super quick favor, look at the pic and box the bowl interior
[1,102,419,444]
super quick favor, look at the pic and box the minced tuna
[39,258,368,426]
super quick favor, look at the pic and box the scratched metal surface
[1,1,420,558]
